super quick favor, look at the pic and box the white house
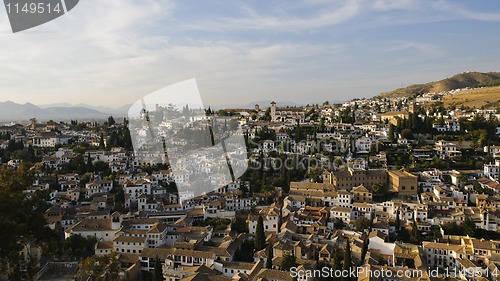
[124,179,152,203]
[113,236,146,254]
[368,230,395,257]
[435,140,461,159]
[355,136,372,153]
[334,190,353,208]
[248,207,279,234]
[32,132,71,147]
[330,206,353,225]
[65,218,121,241]
[484,163,499,181]
[84,180,113,198]
[433,121,460,132]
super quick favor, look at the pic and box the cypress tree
[266,245,273,269]
[255,216,265,251]
[408,113,413,130]
[343,239,353,281]
[332,245,342,281]
[277,204,283,231]
[152,256,163,281]
[99,133,105,148]
[27,145,35,161]
[260,174,266,192]
[412,219,422,244]
[388,124,395,143]
[86,154,93,172]
[396,209,401,230]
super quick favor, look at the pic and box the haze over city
[1,0,500,108]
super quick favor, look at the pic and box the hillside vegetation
[442,86,500,109]
[379,72,500,98]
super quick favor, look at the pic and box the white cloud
[0,0,348,107]
[385,41,447,58]
[0,0,173,105]
[371,0,419,11]
[432,1,500,22]
[0,0,499,108]
[182,0,362,32]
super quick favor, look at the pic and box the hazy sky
[1,0,500,108]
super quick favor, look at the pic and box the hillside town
[1,92,500,281]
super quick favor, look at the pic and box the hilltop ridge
[379,71,500,98]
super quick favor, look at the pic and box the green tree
[266,245,273,269]
[254,216,265,251]
[233,240,255,262]
[153,256,164,281]
[113,187,126,213]
[397,117,403,131]
[462,216,476,236]
[231,217,249,234]
[107,116,116,126]
[334,218,345,229]
[217,109,229,116]
[398,227,411,243]
[281,254,297,271]
[412,219,422,244]
[99,133,105,148]
[94,161,111,176]
[353,217,371,232]
[260,174,267,192]
[64,235,97,259]
[395,209,401,230]
[371,182,389,201]
[401,129,414,140]
[342,239,353,281]
[332,245,342,280]
[0,165,55,274]
[86,154,94,172]
[77,254,122,281]
[388,123,395,143]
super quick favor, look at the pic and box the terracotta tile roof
[68,218,114,232]
[113,236,146,243]
[254,269,294,281]
[140,247,172,259]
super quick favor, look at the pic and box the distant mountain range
[38,103,133,116]
[379,71,500,98]
[0,100,313,123]
[0,101,132,123]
